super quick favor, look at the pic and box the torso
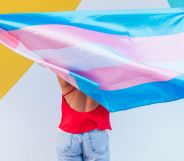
[63,88,100,112]
[57,75,112,134]
[57,76,100,112]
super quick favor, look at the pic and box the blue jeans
[56,128,110,161]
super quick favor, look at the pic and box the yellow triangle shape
[0,45,33,98]
[0,0,80,99]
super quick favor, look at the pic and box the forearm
[56,75,73,89]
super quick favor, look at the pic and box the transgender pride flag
[1,8,184,112]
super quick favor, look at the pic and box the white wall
[0,64,60,161]
[78,0,169,10]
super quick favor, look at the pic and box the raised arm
[56,75,74,95]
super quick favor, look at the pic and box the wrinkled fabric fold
[1,8,184,112]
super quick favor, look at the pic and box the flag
[1,8,184,112]
[0,0,80,98]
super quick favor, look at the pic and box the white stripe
[33,44,184,73]
[146,60,184,73]
[33,44,129,71]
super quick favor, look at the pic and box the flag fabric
[168,0,184,7]
[1,8,184,112]
[0,0,80,99]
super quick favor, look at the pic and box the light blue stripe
[0,8,184,37]
[168,0,184,8]
[69,72,184,112]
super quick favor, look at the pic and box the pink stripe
[75,64,179,90]
[7,24,184,63]
[9,25,71,50]
[0,28,19,48]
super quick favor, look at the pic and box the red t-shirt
[58,89,112,134]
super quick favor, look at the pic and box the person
[56,75,112,161]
